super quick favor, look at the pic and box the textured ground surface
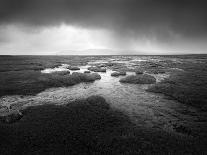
[0,55,207,154]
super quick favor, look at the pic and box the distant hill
[56,49,142,55]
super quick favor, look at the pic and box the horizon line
[1,54,207,56]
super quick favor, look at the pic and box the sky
[0,0,207,55]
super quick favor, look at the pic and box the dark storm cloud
[0,0,207,40]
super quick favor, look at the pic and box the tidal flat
[0,55,207,154]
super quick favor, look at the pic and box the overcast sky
[0,0,207,55]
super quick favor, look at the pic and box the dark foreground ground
[0,96,205,154]
[0,55,207,154]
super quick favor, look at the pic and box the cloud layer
[0,0,207,54]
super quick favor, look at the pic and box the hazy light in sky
[0,0,207,55]
[0,24,115,55]
[0,24,166,55]
[0,23,206,55]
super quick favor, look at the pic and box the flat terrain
[0,55,207,154]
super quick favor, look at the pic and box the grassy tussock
[0,71,101,97]
[119,74,156,84]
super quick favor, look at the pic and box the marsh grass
[0,70,101,97]
[119,74,156,84]
[1,55,207,154]
[0,55,89,72]
[111,71,126,77]
[0,96,202,154]
[147,62,207,109]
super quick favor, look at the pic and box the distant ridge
[56,49,144,55]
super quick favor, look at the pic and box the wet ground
[1,56,207,138]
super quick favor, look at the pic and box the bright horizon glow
[0,24,112,55]
[0,24,206,55]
